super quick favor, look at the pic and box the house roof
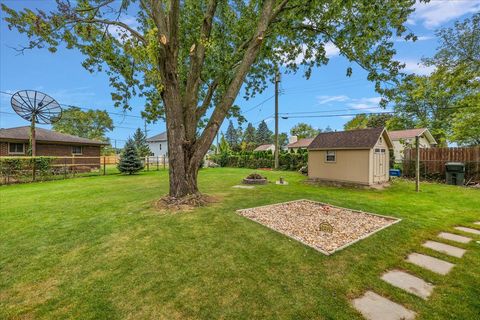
[0,126,108,145]
[147,132,167,142]
[254,144,275,151]
[287,138,314,148]
[389,128,437,144]
[308,127,391,150]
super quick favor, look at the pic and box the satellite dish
[11,90,62,156]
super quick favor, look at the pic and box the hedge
[209,150,307,171]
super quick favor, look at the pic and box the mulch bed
[237,199,400,255]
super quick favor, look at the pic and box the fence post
[415,136,420,192]
[32,157,36,182]
[146,156,150,171]
[72,155,76,177]
[163,155,166,170]
[64,157,67,179]
[103,156,106,175]
[157,156,159,171]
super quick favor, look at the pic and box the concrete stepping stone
[406,253,454,275]
[352,291,416,320]
[381,270,434,300]
[232,185,254,189]
[474,222,480,225]
[438,232,472,244]
[454,226,480,236]
[422,241,466,258]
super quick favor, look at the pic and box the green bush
[0,157,55,183]
[209,150,306,171]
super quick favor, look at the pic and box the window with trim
[325,150,336,162]
[159,144,162,150]
[9,143,25,154]
[72,146,83,155]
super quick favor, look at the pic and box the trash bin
[445,162,465,185]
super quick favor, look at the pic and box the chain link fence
[0,155,168,185]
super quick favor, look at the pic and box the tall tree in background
[344,113,396,130]
[225,120,240,151]
[255,120,273,145]
[3,0,415,198]
[52,107,113,141]
[242,122,257,151]
[290,122,318,138]
[324,126,333,133]
[277,132,288,149]
[133,128,152,158]
[392,13,480,146]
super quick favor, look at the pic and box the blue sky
[1,0,479,147]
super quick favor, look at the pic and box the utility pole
[415,135,420,192]
[274,69,280,169]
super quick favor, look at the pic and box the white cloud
[315,95,385,113]
[410,0,480,29]
[396,35,433,42]
[402,59,436,76]
[108,16,140,41]
[292,42,340,64]
[316,95,349,104]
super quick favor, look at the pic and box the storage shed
[308,127,393,185]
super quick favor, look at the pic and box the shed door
[373,149,387,183]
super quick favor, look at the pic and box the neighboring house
[0,126,107,167]
[389,128,437,162]
[286,136,314,152]
[146,132,168,157]
[254,144,275,153]
[308,127,393,186]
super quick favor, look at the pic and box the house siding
[0,142,102,167]
[392,135,432,162]
[147,141,168,157]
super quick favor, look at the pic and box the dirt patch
[237,199,400,255]
[154,193,219,212]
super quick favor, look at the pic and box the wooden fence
[403,146,480,183]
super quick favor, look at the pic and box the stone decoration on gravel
[237,199,400,255]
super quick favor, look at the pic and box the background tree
[255,120,273,145]
[242,122,257,151]
[290,122,318,139]
[225,120,240,151]
[391,13,480,145]
[133,128,152,158]
[277,132,288,149]
[344,113,394,130]
[3,0,416,198]
[218,134,230,154]
[52,107,113,141]
[118,139,144,175]
[324,126,333,133]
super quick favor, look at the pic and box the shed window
[325,150,336,162]
[159,144,162,150]
[72,146,83,155]
[9,143,25,154]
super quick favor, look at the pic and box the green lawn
[1,168,479,319]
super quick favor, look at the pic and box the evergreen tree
[225,120,240,150]
[324,126,333,132]
[133,128,151,158]
[255,120,273,145]
[219,134,231,153]
[117,138,144,175]
[243,122,257,150]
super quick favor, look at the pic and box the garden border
[236,199,402,255]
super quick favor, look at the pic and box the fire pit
[243,173,267,185]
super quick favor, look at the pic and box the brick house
[0,126,108,168]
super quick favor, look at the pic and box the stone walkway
[351,222,479,320]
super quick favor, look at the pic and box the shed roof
[254,144,275,151]
[287,138,314,149]
[308,127,390,150]
[146,132,167,142]
[0,126,108,145]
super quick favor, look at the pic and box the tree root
[155,193,217,212]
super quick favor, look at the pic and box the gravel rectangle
[237,199,400,255]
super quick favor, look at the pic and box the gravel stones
[237,199,400,255]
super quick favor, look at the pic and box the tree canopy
[52,107,113,142]
[391,13,480,146]
[290,122,318,138]
[255,120,273,145]
[3,0,417,197]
